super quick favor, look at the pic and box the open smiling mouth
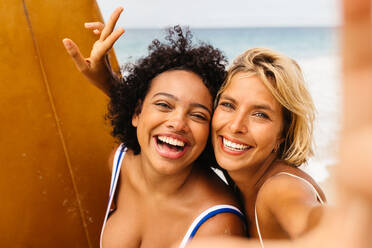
[154,135,188,159]
[221,136,251,153]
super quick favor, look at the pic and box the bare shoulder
[107,143,123,173]
[193,208,246,237]
[258,171,322,207]
[188,168,246,237]
[258,162,325,206]
[256,166,325,237]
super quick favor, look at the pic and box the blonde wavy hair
[216,48,315,166]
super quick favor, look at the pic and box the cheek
[192,124,210,146]
[142,107,164,122]
[211,108,224,131]
[254,125,281,148]
[136,109,162,135]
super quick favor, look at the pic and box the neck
[228,152,278,202]
[130,152,194,197]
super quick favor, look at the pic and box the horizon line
[121,25,340,30]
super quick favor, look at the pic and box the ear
[273,135,285,153]
[131,100,143,128]
[132,113,139,127]
[272,137,284,154]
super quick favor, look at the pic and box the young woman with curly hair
[63,7,245,248]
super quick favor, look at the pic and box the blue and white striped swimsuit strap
[178,205,245,248]
[100,144,127,248]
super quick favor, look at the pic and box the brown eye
[191,113,208,121]
[155,102,171,109]
[254,112,269,119]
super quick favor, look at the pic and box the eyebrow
[220,94,274,112]
[219,95,237,104]
[153,92,212,115]
[252,104,274,112]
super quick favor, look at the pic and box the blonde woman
[187,0,372,246]
[211,48,325,244]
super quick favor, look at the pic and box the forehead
[147,70,213,105]
[223,72,280,107]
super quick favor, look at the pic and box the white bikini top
[100,144,245,248]
[254,172,324,248]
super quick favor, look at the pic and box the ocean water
[113,27,341,182]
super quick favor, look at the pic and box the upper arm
[259,175,323,238]
[193,211,246,238]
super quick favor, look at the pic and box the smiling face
[212,72,284,172]
[132,70,213,175]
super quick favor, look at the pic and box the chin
[154,160,190,175]
[215,155,245,172]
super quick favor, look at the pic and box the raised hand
[62,6,125,95]
[338,0,372,201]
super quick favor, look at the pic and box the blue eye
[220,101,235,109]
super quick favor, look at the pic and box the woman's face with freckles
[132,70,213,175]
[212,72,284,172]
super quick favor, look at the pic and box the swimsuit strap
[255,204,265,248]
[275,172,324,204]
[178,205,245,248]
[100,144,127,248]
[109,144,127,197]
[255,172,324,248]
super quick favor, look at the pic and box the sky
[96,0,341,28]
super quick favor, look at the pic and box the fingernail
[63,39,72,49]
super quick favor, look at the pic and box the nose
[166,111,189,133]
[228,112,248,134]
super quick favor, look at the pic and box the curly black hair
[107,26,227,166]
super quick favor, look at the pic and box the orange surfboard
[0,1,119,247]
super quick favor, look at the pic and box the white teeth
[158,136,185,147]
[223,138,249,151]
